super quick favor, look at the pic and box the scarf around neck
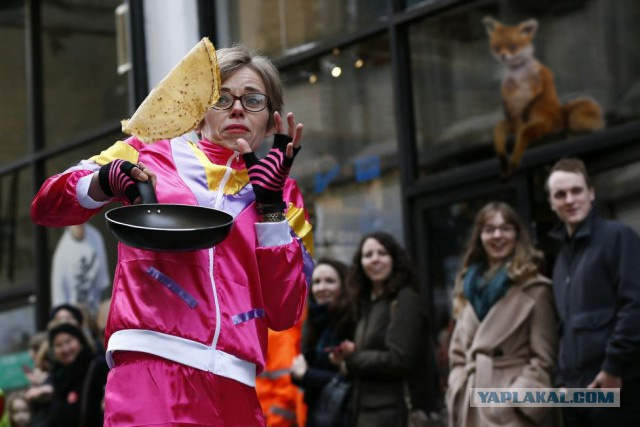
[463,263,512,321]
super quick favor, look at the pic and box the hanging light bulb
[309,73,317,84]
[354,58,364,69]
[331,66,342,78]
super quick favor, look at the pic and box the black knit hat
[48,322,90,350]
[49,303,84,326]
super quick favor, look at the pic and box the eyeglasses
[212,92,268,112]
[481,224,516,235]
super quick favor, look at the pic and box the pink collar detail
[197,139,246,170]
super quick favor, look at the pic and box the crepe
[121,37,221,143]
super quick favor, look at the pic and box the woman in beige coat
[446,202,557,427]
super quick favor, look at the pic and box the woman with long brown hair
[447,202,557,427]
[330,231,435,427]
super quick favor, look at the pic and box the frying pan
[105,181,234,251]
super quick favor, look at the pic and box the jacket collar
[197,138,246,170]
[548,205,598,242]
[466,274,551,351]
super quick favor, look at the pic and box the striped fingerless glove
[242,134,300,205]
[98,159,139,203]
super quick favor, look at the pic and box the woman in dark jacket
[47,322,108,427]
[291,257,354,425]
[331,231,431,427]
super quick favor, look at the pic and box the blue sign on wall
[354,155,381,182]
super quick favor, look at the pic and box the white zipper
[209,247,221,349]
[209,152,237,353]
[214,152,238,210]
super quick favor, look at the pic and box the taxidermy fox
[483,17,605,177]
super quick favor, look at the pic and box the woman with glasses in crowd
[31,44,313,426]
[447,202,557,427]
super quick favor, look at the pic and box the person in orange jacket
[256,317,306,427]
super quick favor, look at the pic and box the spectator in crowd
[4,392,30,427]
[51,223,111,315]
[330,231,428,427]
[446,201,557,427]
[546,158,640,426]
[256,321,305,427]
[47,322,108,427]
[24,332,54,427]
[291,258,354,426]
[49,303,104,360]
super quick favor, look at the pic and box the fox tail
[562,97,605,134]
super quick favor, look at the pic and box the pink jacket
[31,132,314,387]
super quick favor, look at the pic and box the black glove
[242,134,301,205]
[98,160,139,203]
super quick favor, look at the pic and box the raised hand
[97,160,156,204]
[238,112,303,207]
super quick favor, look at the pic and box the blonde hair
[34,339,51,372]
[451,202,543,319]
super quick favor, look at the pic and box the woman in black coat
[330,232,433,427]
[47,322,108,427]
[291,257,354,425]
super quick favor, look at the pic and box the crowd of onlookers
[1,230,437,427]
[1,301,111,427]
[252,157,640,427]
[2,157,639,427]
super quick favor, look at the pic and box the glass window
[409,0,640,177]
[42,0,129,148]
[592,162,640,233]
[279,35,401,257]
[0,1,28,167]
[0,169,35,291]
[226,0,387,58]
[312,171,403,263]
[281,35,396,191]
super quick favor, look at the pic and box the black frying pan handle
[136,180,158,204]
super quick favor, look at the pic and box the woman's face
[311,264,342,305]
[52,332,82,366]
[480,212,517,266]
[10,397,31,426]
[199,67,273,152]
[361,238,393,286]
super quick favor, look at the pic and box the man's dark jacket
[550,208,640,387]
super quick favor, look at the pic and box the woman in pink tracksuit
[31,45,313,426]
